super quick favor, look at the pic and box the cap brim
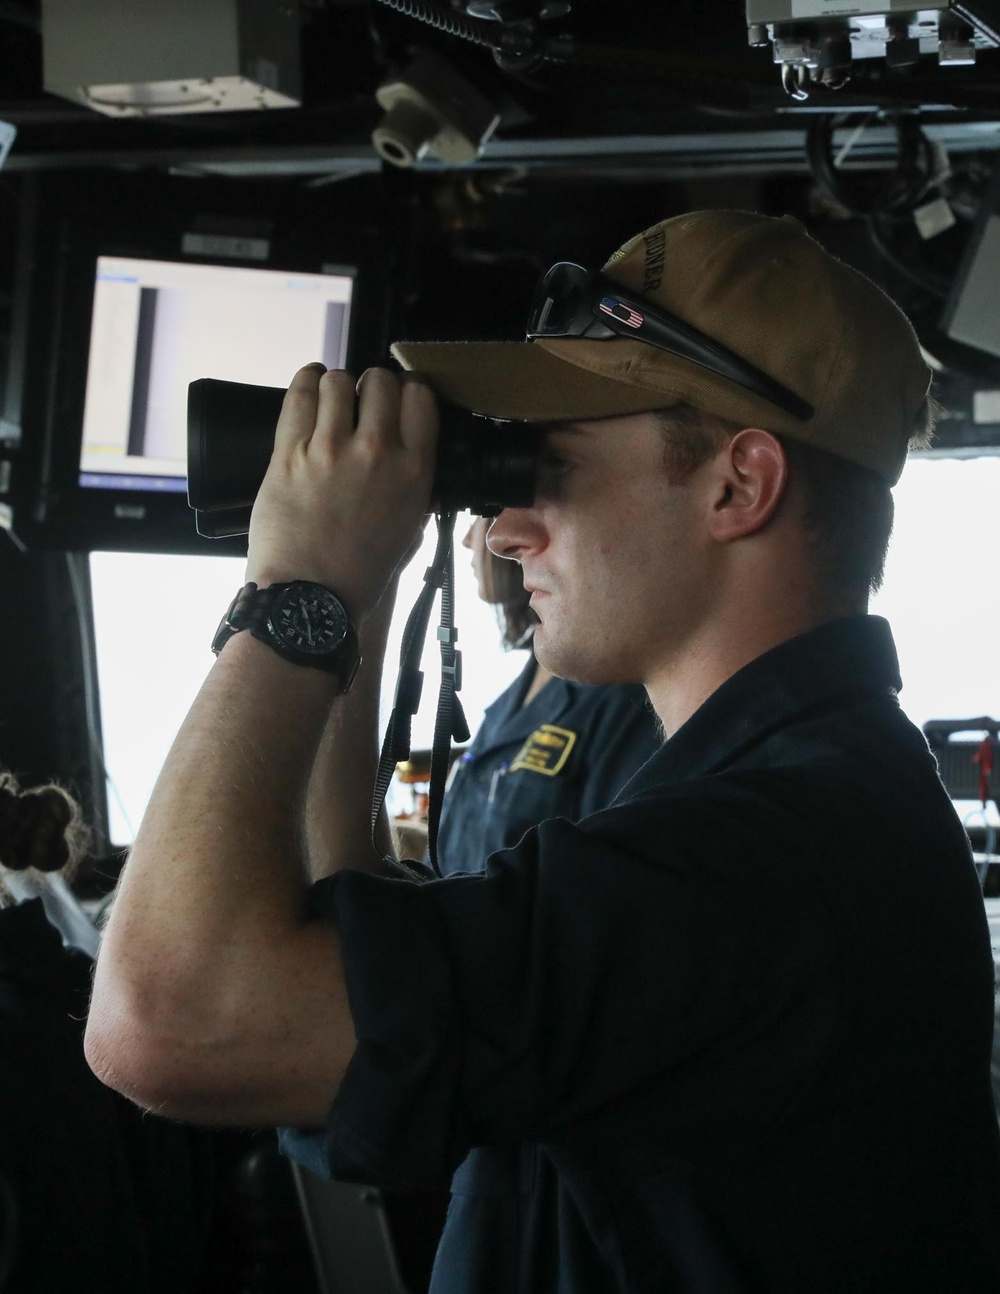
[391,339,681,422]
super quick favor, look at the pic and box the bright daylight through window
[91,456,1000,847]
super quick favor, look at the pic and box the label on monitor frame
[181,232,270,262]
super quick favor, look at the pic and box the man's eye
[535,456,573,499]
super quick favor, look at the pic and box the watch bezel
[266,581,351,658]
[214,580,361,691]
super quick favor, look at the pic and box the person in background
[0,771,212,1294]
[435,516,661,875]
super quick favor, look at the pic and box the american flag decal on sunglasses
[599,297,644,328]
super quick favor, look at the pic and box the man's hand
[246,364,438,623]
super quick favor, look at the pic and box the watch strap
[212,582,271,656]
[212,581,361,692]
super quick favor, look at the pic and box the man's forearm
[85,364,439,1125]
[87,631,359,1124]
[305,587,398,880]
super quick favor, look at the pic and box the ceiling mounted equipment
[746,2,1000,96]
[40,0,302,117]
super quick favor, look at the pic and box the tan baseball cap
[391,209,931,484]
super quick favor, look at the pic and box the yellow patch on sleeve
[510,725,577,777]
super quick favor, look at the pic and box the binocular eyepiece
[187,378,540,539]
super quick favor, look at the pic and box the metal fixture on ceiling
[374,0,573,70]
[746,1,1000,97]
[372,49,501,165]
[40,0,303,116]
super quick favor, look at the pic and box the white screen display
[79,255,354,492]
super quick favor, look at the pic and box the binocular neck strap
[371,511,470,877]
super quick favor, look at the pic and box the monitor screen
[77,255,354,495]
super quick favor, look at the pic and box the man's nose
[486,508,540,561]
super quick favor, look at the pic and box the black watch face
[269,583,349,657]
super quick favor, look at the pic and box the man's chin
[534,631,637,688]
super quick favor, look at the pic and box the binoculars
[187,378,540,539]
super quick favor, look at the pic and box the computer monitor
[78,255,353,498]
[7,170,385,555]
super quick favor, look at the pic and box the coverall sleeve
[281,798,748,1188]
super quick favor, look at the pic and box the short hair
[654,399,937,601]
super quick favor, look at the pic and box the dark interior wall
[0,170,106,842]
[0,540,108,848]
[0,540,58,782]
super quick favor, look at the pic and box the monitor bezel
[10,172,390,556]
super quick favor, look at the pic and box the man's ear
[707,428,788,543]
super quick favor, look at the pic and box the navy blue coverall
[435,659,661,876]
[284,617,1000,1292]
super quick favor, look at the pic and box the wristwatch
[213,581,361,692]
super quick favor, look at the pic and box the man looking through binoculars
[87,210,1000,1292]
